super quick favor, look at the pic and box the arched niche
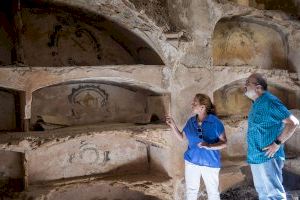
[0,0,164,66]
[214,80,252,118]
[0,87,23,131]
[214,79,300,118]
[31,81,169,130]
[212,17,289,71]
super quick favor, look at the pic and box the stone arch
[30,78,169,130]
[212,16,289,70]
[213,79,251,118]
[0,0,167,66]
[213,78,300,118]
[22,1,164,66]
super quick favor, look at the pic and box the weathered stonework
[1,0,300,199]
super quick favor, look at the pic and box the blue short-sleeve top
[183,114,225,168]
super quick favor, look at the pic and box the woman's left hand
[198,142,211,149]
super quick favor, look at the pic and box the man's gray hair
[252,73,268,91]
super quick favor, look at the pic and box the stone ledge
[0,123,171,152]
[17,172,173,200]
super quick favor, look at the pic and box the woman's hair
[194,93,216,115]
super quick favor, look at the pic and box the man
[244,73,299,200]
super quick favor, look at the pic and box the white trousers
[185,160,220,200]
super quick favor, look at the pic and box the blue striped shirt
[247,91,291,164]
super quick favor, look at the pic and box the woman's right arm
[165,116,185,141]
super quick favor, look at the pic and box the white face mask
[245,88,257,100]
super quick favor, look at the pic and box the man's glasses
[197,127,203,139]
[245,80,259,86]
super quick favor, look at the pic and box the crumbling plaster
[1,65,298,127]
[0,124,174,190]
[4,0,300,76]
[0,65,169,119]
[1,0,300,199]
[3,0,300,72]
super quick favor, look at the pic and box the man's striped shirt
[247,91,291,164]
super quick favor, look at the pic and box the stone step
[11,172,173,200]
[219,160,248,192]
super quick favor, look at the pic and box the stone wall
[0,151,23,180]
[0,17,13,65]
[27,134,148,183]
[214,79,251,118]
[0,124,172,185]
[230,0,300,16]
[0,0,300,199]
[0,151,24,194]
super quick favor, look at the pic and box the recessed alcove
[0,0,164,67]
[22,80,172,186]
[0,151,25,196]
[31,81,169,130]
[1,0,300,199]
[0,87,22,131]
[214,80,300,119]
[214,80,251,118]
[0,124,172,194]
[212,17,291,71]
[20,3,163,66]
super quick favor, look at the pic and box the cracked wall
[0,0,300,199]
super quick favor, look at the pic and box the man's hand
[198,142,211,149]
[262,143,280,158]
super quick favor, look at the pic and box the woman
[166,93,227,200]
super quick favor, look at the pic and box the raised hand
[165,115,175,127]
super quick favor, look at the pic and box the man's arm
[263,115,299,158]
[277,115,299,143]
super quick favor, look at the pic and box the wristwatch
[274,139,282,145]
